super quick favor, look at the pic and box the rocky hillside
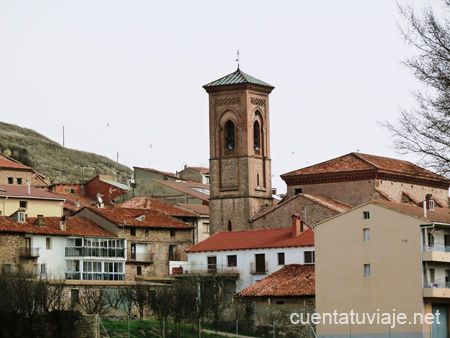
[0,122,132,184]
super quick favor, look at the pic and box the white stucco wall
[34,235,66,277]
[186,245,315,292]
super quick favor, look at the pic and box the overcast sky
[0,0,440,193]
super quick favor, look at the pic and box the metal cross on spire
[236,49,241,70]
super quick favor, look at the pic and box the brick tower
[203,68,274,234]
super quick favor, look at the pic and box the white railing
[169,262,238,275]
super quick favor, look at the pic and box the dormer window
[18,211,25,223]
[225,120,235,150]
[136,215,145,221]
[429,200,435,211]
[253,121,261,151]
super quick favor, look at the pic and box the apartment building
[314,200,450,338]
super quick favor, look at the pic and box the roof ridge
[351,152,379,169]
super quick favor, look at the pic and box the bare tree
[132,282,149,319]
[383,1,450,175]
[78,286,110,315]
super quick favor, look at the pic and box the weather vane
[236,49,241,70]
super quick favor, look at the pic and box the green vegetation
[101,319,228,338]
[0,121,132,183]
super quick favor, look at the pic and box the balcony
[65,272,125,281]
[65,247,125,258]
[19,248,40,259]
[128,252,154,263]
[169,262,239,276]
[250,261,269,275]
[423,281,450,298]
[422,245,450,263]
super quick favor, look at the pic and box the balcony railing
[65,272,125,281]
[169,262,239,275]
[425,245,450,253]
[65,247,125,258]
[425,281,450,288]
[128,253,154,263]
[250,262,269,275]
[19,248,40,258]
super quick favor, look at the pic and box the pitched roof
[185,167,210,174]
[52,192,98,212]
[118,197,198,217]
[0,158,32,171]
[239,264,315,297]
[250,193,351,222]
[372,200,450,224]
[203,69,274,88]
[100,179,131,191]
[154,180,210,203]
[187,227,314,252]
[176,203,210,216]
[134,167,187,181]
[281,152,450,188]
[83,206,194,229]
[0,216,114,237]
[0,184,65,200]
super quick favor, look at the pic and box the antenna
[62,125,65,147]
[236,49,241,69]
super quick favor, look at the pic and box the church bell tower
[203,68,274,234]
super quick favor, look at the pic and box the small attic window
[18,211,25,223]
[7,177,13,184]
[429,200,435,211]
[136,215,145,221]
[363,211,370,220]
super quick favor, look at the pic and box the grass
[0,121,132,183]
[101,319,231,338]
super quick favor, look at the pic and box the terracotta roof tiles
[239,264,315,297]
[187,227,313,252]
[154,180,210,203]
[176,203,210,216]
[0,158,32,170]
[118,197,197,217]
[0,184,65,200]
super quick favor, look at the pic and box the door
[25,238,31,256]
[255,254,265,273]
[207,256,217,273]
[432,304,448,338]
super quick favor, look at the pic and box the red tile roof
[371,200,450,223]
[52,192,98,212]
[250,194,351,222]
[187,227,314,252]
[0,158,32,170]
[134,167,188,181]
[154,180,210,203]
[176,203,210,216]
[84,206,194,229]
[281,153,450,187]
[0,184,65,200]
[239,264,315,297]
[0,216,114,237]
[186,167,210,174]
[118,197,197,217]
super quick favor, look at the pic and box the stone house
[75,206,194,279]
[176,203,210,243]
[84,174,131,205]
[177,166,210,184]
[0,158,33,186]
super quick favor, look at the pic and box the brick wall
[53,184,84,194]
[85,176,126,205]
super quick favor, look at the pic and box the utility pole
[117,152,119,163]
[62,126,65,147]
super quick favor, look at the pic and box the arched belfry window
[253,121,261,151]
[225,120,235,150]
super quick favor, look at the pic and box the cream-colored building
[314,200,450,338]
[0,183,64,217]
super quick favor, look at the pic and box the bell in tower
[203,68,274,234]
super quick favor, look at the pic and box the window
[225,120,235,150]
[19,201,27,209]
[205,176,210,184]
[1,264,12,274]
[227,255,237,267]
[145,229,149,237]
[170,229,176,237]
[294,188,303,195]
[429,200,435,211]
[18,211,25,223]
[255,254,266,273]
[203,223,210,234]
[278,252,285,265]
[363,229,370,242]
[363,211,370,220]
[71,289,79,305]
[253,121,261,151]
[137,266,142,276]
[46,237,51,250]
[228,220,232,232]
[33,264,39,275]
[41,264,47,275]
[207,256,217,273]
[364,264,371,277]
[130,228,136,236]
[304,251,315,264]
[7,177,13,184]
[17,178,23,185]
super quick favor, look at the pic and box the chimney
[60,215,66,231]
[272,188,277,195]
[34,215,45,227]
[292,214,304,237]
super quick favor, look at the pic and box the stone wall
[0,168,32,186]
[0,233,35,272]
